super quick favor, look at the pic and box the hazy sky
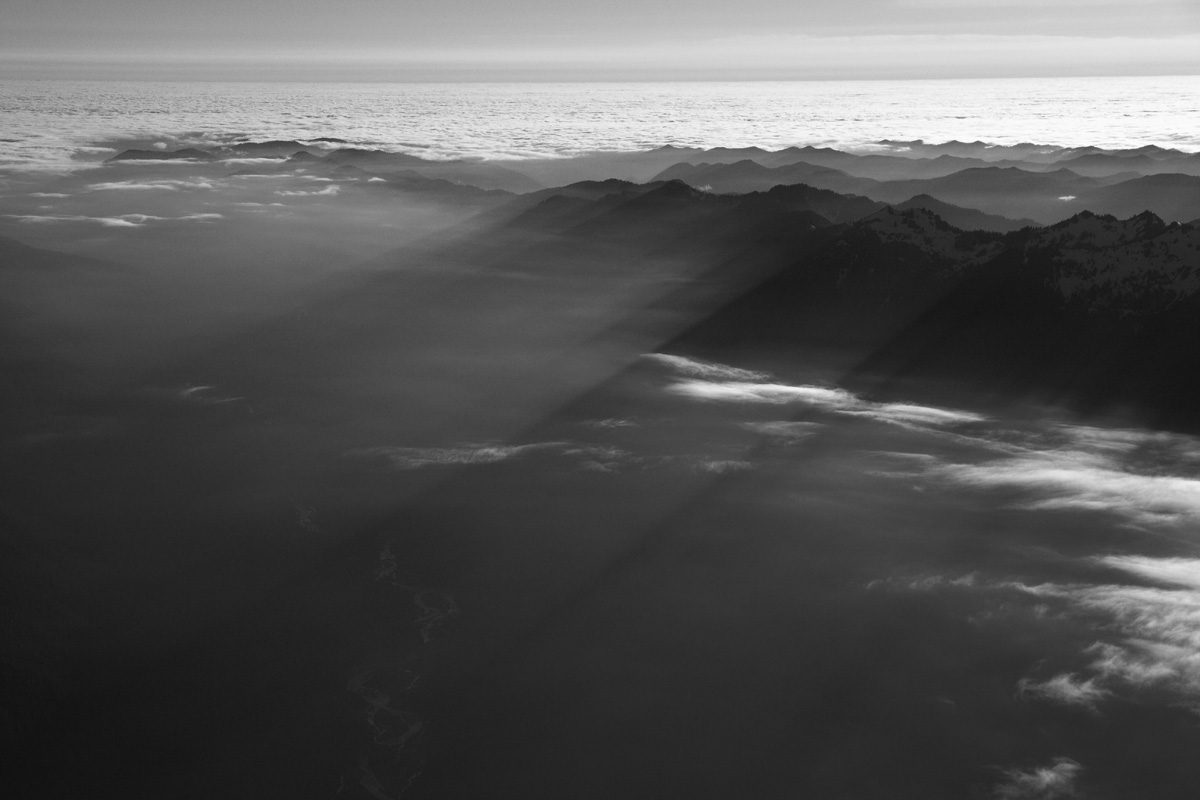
[3,0,1199,80]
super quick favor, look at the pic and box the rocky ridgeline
[836,207,1200,315]
[851,206,1005,266]
[1029,212,1200,312]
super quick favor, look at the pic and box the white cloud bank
[275,184,341,197]
[888,556,1200,714]
[4,212,222,227]
[928,425,1200,527]
[85,179,216,191]
[650,353,985,429]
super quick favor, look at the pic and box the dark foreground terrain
[4,140,1200,799]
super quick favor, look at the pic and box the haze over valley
[5,88,1200,798]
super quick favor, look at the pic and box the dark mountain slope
[671,208,1200,428]
[848,215,1200,427]
[672,207,1004,362]
[893,194,1038,233]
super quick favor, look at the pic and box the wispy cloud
[275,184,341,197]
[4,212,221,226]
[86,178,216,191]
[886,556,1200,713]
[845,403,986,427]
[1017,673,1109,711]
[346,441,631,472]
[582,418,639,429]
[6,213,143,227]
[643,353,769,382]
[667,378,856,408]
[649,352,984,429]
[740,420,824,441]
[1101,555,1200,589]
[348,443,553,469]
[177,385,244,405]
[1064,561,1200,704]
[695,459,754,474]
[929,438,1200,526]
[993,757,1082,800]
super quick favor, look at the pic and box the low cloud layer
[651,352,985,429]
[642,353,768,382]
[5,212,222,227]
[85,178,217,191]
[346,441,631,473]
[927,426,1200,527]
[6,213,143,227]
[275,184,341,197]
[886,557,1200,714]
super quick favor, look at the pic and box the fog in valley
[5,138,1200,798]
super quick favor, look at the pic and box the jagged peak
[851,206,966,247]
[1034,209,1171,250]
[861,204,959,231]
[832,203,1005,267]
[564,178,638,191]
[1130,209,1166,225]
[681,158,766,172]
[639,179,707,200]
[764,183,835,198]
[1054,208,1164,229]
[1049,209,1115,227]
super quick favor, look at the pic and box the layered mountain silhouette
[80,137,1200,425]
[58,156,1184,431]
[108,147,214,162]
[11,136,1200,798]
[652,160,1200,225]
[101,138,1200,224]
[501,140,1200,183]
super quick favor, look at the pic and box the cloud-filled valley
[6,127,1200,799]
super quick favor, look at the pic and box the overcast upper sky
[3,0,1199,80]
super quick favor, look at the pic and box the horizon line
[5,70,1200,84]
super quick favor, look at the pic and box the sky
[2,0,1199,80]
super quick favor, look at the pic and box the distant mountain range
[653,160,1200,225]
[104,138,1200,226]
[82,140,1200,426]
